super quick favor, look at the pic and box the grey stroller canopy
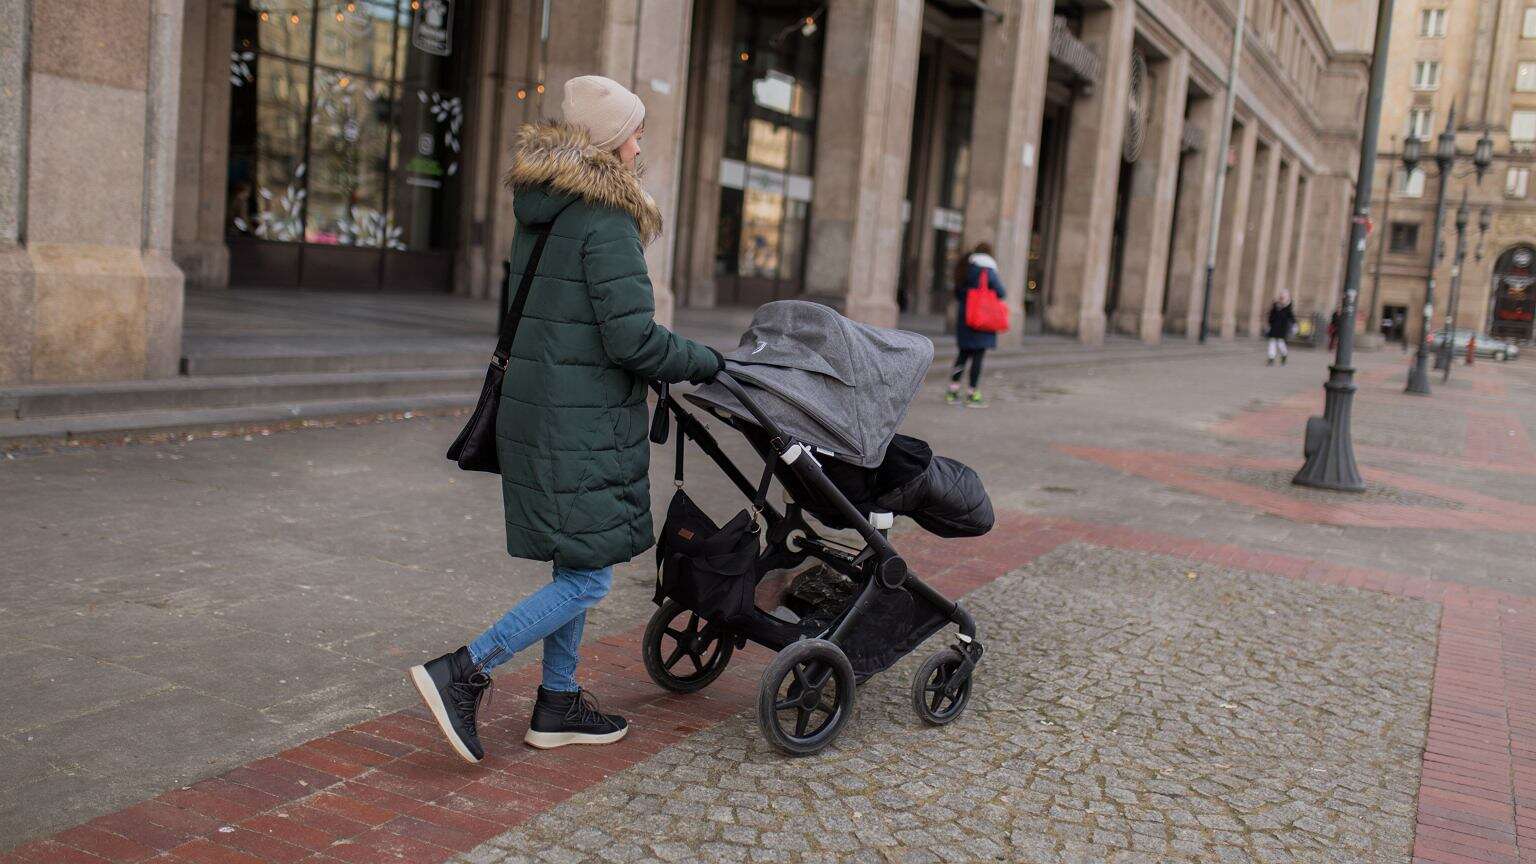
[690,301,934,468]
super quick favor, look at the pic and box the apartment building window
[1389,222,1420,253]
[1508,167,1531,198]
[1408,107,1435,139]
[1412,61,1442,90]
[1398,167,1427,197]
[1524,6,1536,36]
[1512,110,1536,146]
[1420,8,1447,36]
[1519,62,1536,91]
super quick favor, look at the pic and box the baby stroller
[642,301,994,756]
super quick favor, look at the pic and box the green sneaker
[945,389,960,405]
[965,391,985,408]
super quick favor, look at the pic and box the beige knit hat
[561,76,646,152]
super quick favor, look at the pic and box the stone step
[181,349,491,376]
[0,368,485,422]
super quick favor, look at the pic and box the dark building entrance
[225,0,472,291]
[1490,245,1536,341]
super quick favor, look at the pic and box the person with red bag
[947,242,1009,407]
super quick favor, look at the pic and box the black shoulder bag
[445,223,554,474]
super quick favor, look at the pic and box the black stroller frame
[642,373,985,756]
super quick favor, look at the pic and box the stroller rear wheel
[757,639,856,756]
[642,600,734,693]
[912,647,972,726]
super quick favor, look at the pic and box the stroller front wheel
[912,647,973,726]
[642,600,734,693]
[757,639,856,756]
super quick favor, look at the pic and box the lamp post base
[1294,365,1366,492]
[1405,349,1433,395]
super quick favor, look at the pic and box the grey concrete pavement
[3,341,1534,850]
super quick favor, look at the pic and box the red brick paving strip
[10,514,1534,862]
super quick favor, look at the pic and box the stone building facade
[1363,0,1536,345]
[0,0,1366,386]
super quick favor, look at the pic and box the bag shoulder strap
[493,222,554,369]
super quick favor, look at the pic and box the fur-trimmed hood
[503,121,662,244]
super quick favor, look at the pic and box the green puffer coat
[495,122,721,569]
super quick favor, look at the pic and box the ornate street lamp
[1405,112,1494,394]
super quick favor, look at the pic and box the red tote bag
[964,269,1010,334]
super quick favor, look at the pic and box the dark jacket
[1265,302,1297,340]
[955,253,1006,351]
[496,122,721,570]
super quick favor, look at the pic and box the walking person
[947,243,1005,407]
[1266,291,1297,366]
[410,76,723,763]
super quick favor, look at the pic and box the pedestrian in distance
[947,242,1006,407]
[1266,291,1297,366]
[410,76,724,764]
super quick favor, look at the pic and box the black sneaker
[524,686,628,749]
[408,646,498,764]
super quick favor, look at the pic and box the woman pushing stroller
[947,243,1006,407]
[409,76,723,763]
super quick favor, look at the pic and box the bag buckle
[491,353,508,370]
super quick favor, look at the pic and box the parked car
[1428,329,1521,361]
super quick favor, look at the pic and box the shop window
[1524,6,1536,36]
[1398,166,1427,197]
[1412,61,1441,90]
[1507,167,1530,198]
[1420,8,1447,36]
[227,0,469,255]
[1389,222,1419,253]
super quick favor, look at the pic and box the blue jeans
[468,564,613,692]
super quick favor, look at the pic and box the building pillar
[674,0,733,309]
[905,38,949,318]
[804,0,925,327]
[1287,173,1314,307]
[1210,118,1256,339]
[1267,157,1299,309]
[1238,137,1281,336]
[1164,90,1222,340]
[1112,50,1190,344]
[171,0,232,291]
[962,0,1054,347]
[1045,0,1135,344]
[1482,0,1522,127]
[7,0,187,384]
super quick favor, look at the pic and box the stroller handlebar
[650,368,791,455]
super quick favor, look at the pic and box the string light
[335,11,344,21]
[258,10,268,22]
[346,2,356,10]
[740,51,750,61]
[516,88,527,100]
[290,12,300,24]
[535,83,545,94]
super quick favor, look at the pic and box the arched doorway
[1489,244,1536,341]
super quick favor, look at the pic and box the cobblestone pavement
[4,343,1536,857]
[456,544,1436,864]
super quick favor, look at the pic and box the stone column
[962,0,1054,347]
[1045,0,1135,344]
[14,0,187,384]
[1267,157,1299,310]
[506,0,691,325]
[805,0,925,326]
[1164,90,1222,340]
[674,0,733,309]
[0,0,33,383]
[1483,0,1522,127]
[1210,118,1256,339]
[1111,50,1189,343]
[1238,137,1280,336]
[1286,173,1314,306]
[171,0,232,291]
